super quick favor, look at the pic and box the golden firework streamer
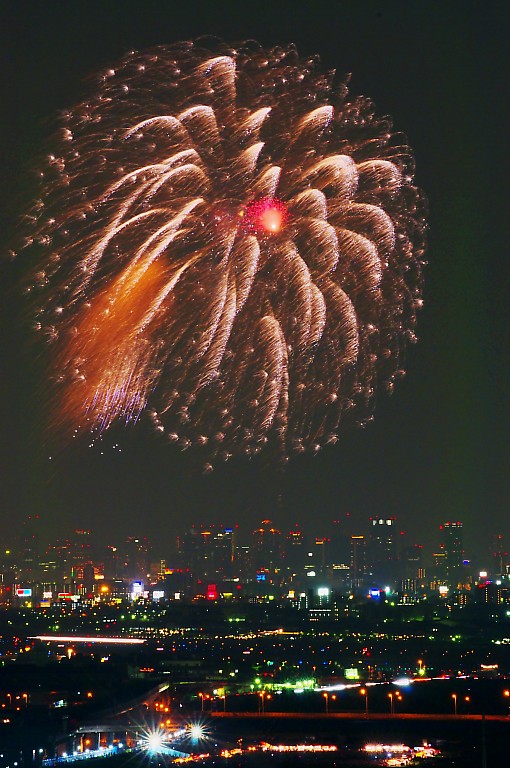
[22,41,426,460]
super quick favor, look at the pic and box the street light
[322,692,336,714]
[360,688,368,715]
[452,693,457,716]
[259,691,271,714]
[388,693,394,715]
[199,693,211,713]
[503,690,510,715]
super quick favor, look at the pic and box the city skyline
[5,512,508,586]
[1,2,509,558]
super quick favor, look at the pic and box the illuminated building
[350,536,367,590]
[71,529,93,576]
[82,562,95,593]
[313,537,331,575]
[477,582,510,604]
[367,517,398,588]
[491,533,508,578]
[45,539,74,581]
[285,526,306,578]
[439,521,464,588]
[251,520,282,582]
[431,551,447,586]
[211,527,236,580]
[399,544,424,579]
[177,524,236,582]
[123,537,151,582]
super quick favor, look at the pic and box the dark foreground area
[33,715,507,768]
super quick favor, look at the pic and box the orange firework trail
[22,41,426,462]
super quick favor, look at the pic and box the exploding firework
[22,41,426,462]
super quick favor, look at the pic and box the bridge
[51,681,186,759]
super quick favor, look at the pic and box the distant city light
[31,635,145,644]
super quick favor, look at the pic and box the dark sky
[1,1,509,564]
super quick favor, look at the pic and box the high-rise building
[177,525,236,582]
[123,536,151,582]
[367,517,398,587]
[400,544,424,580]
[285,526,306,578]
[251,520,282,581]
[312,537,331,575]
[439,522,464,588]
[330,516,353,564]
[70,529,93,579]
[350,535,367,590]
[490,534,508,578]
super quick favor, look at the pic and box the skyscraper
[367,517,398,587]
[490,533,508,578]
[177,524,236,581]
[439,522,464,588]
[251,520,282,581]
[285,526,306,579]
[350,535,367,590]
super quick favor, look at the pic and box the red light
[241,197,288,235]
[207,584,218,601]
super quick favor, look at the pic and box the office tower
[350,535,367,590]
[103,544,123,580]
[439,521,464,588]
[330,517,351,566]
[46,539,74,581]
[431,551,447,585]
[206,526,236,580]
[491,533,508,578]
[368,517,398,587]
[285,526,306,578]
[82,562,95,593]
[251,520,282,580]
[123,536,151,582]
[70,529,93,579]
[177,524,236,581]
[312,537,331,576]
[14,514,44,582]
[400,544,424,579]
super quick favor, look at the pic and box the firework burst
[23,41,426,462]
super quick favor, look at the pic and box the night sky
[1,1,509,563]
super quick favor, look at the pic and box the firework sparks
[23,41,426,461]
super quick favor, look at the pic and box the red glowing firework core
[241,197,288,234]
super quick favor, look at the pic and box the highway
[210,710,510,721]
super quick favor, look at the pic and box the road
[210,711,510,722]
